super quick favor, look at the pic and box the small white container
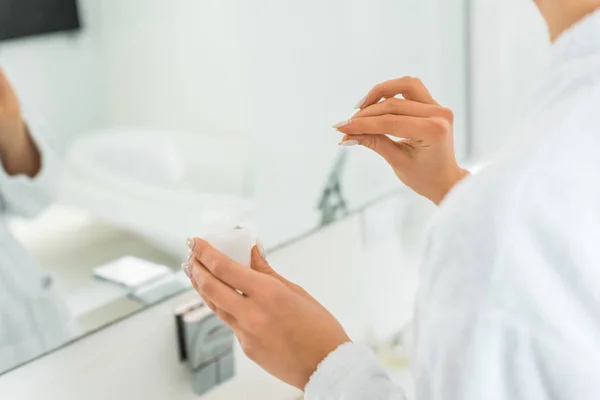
[200,225,258,267]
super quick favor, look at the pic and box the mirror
[0,0,470,374]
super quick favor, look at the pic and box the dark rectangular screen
[0,0,81,41]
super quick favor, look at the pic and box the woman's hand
[0,68,41,177]
[187,239,351,390]
[0,68,26,139]
[335,76,469,205]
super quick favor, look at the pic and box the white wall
[470,0,551,161]
[95,0,252,139]
[0,0,253,149]
[0,0,474,162]
[0,0,106,150]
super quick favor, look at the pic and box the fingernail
[354,95,367,109]
[339,139,359,147]
[332,120,350,129]
[181,262,191,278]
[187,238,195,251]
[256,238,266,259]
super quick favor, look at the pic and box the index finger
[337,115,434,141]
[352,98,442,120]
[357,77,438,109]
[191,238,260,295]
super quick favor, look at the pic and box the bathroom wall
[0,0,252,149]
[470,0,550,161]
[95,0,252,140]
[0,0,106,150]
[0,0,479,159]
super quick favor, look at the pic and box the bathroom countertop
[9,205,183,332]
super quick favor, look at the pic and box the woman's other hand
[335,76,469,205]
[0,68,41,177]
[0,68,26,139]
[187,239,351,390]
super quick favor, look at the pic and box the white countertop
[9,205,184,331]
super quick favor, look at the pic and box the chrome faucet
[175,299,236,396]
[318,149,349,226]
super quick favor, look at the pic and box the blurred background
[0,0,553,395]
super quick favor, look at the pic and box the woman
[186,0,600,398]
[0,68,74,373]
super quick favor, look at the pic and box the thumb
[344,134,411,170]
[250,245,288,285]
[251,243,274,275]
[251,244,308,295]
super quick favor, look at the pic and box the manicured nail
[187,238,195,251]
[354,95,367,109]
[181,262,191,278]
[339,140,359,147]
[332,120,350,129]
[256,238,266,259]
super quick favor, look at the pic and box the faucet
[317,149,349,226]
[175,300,236,396]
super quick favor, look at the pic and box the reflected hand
[0,68,41,177]
[187,239,351,390]
[336,76,469,205]
[0,68,26,140]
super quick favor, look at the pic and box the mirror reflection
[0,0,469,375]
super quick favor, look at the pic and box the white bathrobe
[0,126,74,374]
[306,9,600,400]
